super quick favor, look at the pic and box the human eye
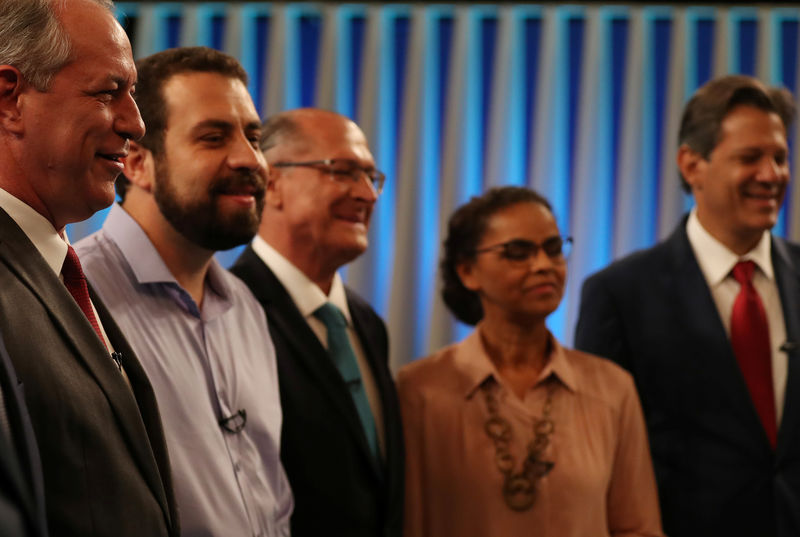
[328,160,357,177]
[199,131,226,145]
[737,151,761,164]
[246,130,262,148]
[501,240,536,261]
[542,237,565,258]
[93,87,116,103]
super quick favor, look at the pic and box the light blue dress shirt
[75,204,293,537]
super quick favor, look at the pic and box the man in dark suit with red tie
[231,108,404,537]
[575,75,800,537]
[0,1,178,536]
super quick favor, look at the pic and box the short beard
[152,158,265,251]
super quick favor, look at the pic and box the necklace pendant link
[503,473,536,511]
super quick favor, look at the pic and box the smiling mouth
[97,152,126,163]
[742,188,783,205]
[219,186,257,197]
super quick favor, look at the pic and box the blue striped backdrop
[66,3,800,370]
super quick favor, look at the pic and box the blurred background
[67,2,800,370]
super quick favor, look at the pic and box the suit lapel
[667,224,771,450]
[772,237,800,457]
[234,247,381,476]
[0,209,172,528]
[0,337,41,532]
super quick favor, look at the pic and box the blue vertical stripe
[282,7,303,110]
[413,8,449,358]
[564,12,584,227]
[67,4,800,361]
[299,13,322,107]
[368,7,409,316]
[239,5,271,116]
[610,14,629,238]
[194,4,227,49]
[479,12,499,186]
[523,14,543,187]
[695,18,715,86]
[334,9,354,118]
[738,18,758,76]
[350,14,367,112]
[461,8,487,201]
[652,11,673,226]
[778,14,799,239]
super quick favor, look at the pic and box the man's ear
[677,144,706,192]
[122,141,156,192]
[0,65,26,134]
[264,166,284,209]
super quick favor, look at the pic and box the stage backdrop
[66,2,800,371]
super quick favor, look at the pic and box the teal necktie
[314,302,380,462]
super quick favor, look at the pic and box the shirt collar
[686,208,774,285]
[0,187,68,275]
[102,203,232,303]
[456,327,577,399]
[251,235,352,324]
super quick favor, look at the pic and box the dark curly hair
[441,186,552,325]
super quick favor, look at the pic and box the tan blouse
[397,328,664,537]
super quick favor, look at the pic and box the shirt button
[233,462,241,472]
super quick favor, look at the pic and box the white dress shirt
[686,209,788,424]
[251,235,386,457]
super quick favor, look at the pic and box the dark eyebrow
[244,121,262,132]
[191,120,234,134]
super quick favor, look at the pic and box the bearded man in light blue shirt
[75,47,293,537]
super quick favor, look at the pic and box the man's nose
[351,170,379,203]
[228,132,265,172]
[115,92,145,141]
[755,157,786,182]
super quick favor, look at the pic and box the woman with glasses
[397,186,663,537]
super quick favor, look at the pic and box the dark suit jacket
[0,332,46,537]
[0,208,178,537]
[232,245,404,537]
[574,219,800,537]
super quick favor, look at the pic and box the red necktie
[730,260,776,448]
[62,246,108,351]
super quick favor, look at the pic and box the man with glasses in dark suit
[232,108,404,537]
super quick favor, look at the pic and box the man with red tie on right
[575,75,800,537]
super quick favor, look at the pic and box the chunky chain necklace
[480,381,555,511]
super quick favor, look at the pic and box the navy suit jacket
[231,245,404,537]
[575,219,800,537]
[0,208,178,537]
[0,333,46,537]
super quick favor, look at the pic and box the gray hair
[0,0,114,91]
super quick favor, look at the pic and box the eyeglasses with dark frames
[271,158,386,195]
[474,236,573,262]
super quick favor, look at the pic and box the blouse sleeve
[606,374,665,537]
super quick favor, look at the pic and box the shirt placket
[202,318,267,537]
